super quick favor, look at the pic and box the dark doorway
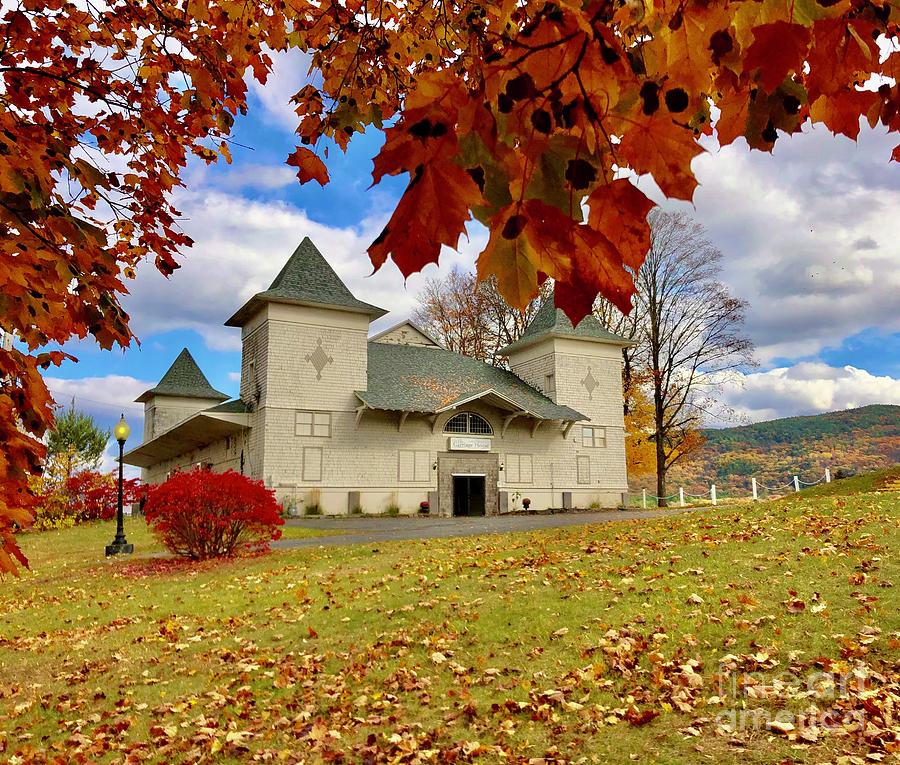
[452,475,486,517]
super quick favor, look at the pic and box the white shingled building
[125,238,631,515]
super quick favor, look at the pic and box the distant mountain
[666,404,900,496]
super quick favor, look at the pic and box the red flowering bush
[29,469,143,530]
[67,471,143,522]
[143,469,284,559]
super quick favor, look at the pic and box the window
[506,454,533,484]
[296,410,331,437]
[581,426,606,448]
[577,455,591,484]
[443,412,493,435]
[545,373,556,397]
[399,450,431,482]
[303,447,323,482]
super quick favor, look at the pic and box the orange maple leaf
[743,22,811,93]
[587,180,654,272]
[287,147,329,186]
[616,114,704,201]
[369,158,481,277]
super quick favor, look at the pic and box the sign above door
[448,436,491,452]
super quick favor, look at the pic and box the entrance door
[453,475,486,517]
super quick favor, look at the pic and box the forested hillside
[665,405,900,497]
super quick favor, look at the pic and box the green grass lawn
[1,473,898,764]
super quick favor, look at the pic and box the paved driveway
[274,508,686,549]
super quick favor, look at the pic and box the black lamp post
[105,413,134,556]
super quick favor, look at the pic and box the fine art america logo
[711,646,886,742]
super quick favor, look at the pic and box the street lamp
[105,414,134,556]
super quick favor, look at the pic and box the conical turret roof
[135,348,229,403]
[225,237,387,327]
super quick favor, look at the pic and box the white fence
[640,468,833,508]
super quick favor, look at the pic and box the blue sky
[816,330,900,377]
[44,50,900,465]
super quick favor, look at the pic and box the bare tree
[413,270,488,359]
[413,269,549,366]
[630,210,756,505]
[596,211,755,503]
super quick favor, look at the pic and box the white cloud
[713,363,900,424]
[661,125,900,363]
[45,375,148,417]
[141,49,900,371]
[247,48,314,132]
[214,163,297,191]
[123,189,482,349]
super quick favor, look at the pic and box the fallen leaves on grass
[0,492,897,763]
[110,549,272,579]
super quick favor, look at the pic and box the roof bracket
[531,419,543,438]
[429,414,441,434]
[502,411,525,437]
[562,420,576,439]
[398,410,410,432]
[355,404,368,430]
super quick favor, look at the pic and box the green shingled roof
[207,398,249,414]
[135,348,229,403]
[357,342,586,421]
[225,237,387,326]
[499,298,631,355]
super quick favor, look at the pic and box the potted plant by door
[522,497,531,510]
[419,500,430,515]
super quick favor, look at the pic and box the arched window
[443,411,493,436]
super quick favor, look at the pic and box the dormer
[369,319,442,348]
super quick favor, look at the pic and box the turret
[500,298,632,430]
[223,237,386,486]
[135,348,229,441]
